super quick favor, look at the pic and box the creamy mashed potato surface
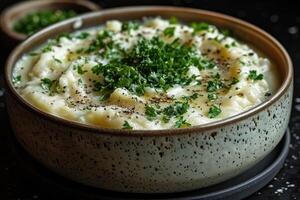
[12,17,277,130]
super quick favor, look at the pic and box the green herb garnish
[163,27,175,37]
[90,36,206,98]
[206,73,224,92]
[182,93,199,101]
[190,22,209,33]
[221,28,231,37]
[122,121,133,129]
[40,78,53,91]
[208,105,221,118]
[248,70,264,81]
[174,116,191,128]
[12,75,21,85]
[208,93,218,101]
[169,16,178,24]
[77,65,87,75]
[76,32,90,39]
[42,43,53,53]
[13,10,77,36]
[122,21,140,33]
[207,80,222,92]
[145,105,158,121]
[162,101,189,118]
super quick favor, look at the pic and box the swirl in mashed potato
[12,17,277,130]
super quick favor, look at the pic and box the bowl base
[11,129,290,200]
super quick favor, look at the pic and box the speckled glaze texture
[6,83,292,193]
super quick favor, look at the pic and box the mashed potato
[12,17,277,130]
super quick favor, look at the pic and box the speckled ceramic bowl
[4,6,293,193]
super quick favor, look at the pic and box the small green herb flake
[207,81,221,92]
[221,28,231,37]
[42,43,53,53]
[40,78,53,90]
[145,105,157,121]
[77,65,87,75]
[122,121,133,130]
[169,16,178,24]
[174,116,191,128]
[208,105,221,118]
[163,101,189,118]
[190,22,209,33]
[183,93,199,101]
[208,93,218,101]
[91,64,103,75]
[190,93,199,100]
[12,75,21,85]
[248,70,264,81]
[76,32,90,39]
[122,21,140,33]
[163,27,175,37]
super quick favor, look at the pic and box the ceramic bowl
[0,0,101,46]
[4,6,293,193]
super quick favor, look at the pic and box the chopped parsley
[221,28,231,37]
[207,80,222,92]
[122,121,133,129]
[145,105,158,121]
[198,58,216,70]
[206,73,224,92]
[208,93,218,101]
[162,101,189,118]
[190,22,209,33]
[169,16,178,24]
[248,70,264,81]
[174,116,191,128]
[42,43,53,53]
[208,105,221,118]
[12,75,21,85]
[40,78,53,91]
[91,36,207,97]
[86,30,114,54]
[76,65,87,75]
[144,101,190,126]
[76,32,90,39]
[163,27,175,37]
[122,21,140,33]
[182,93,199,101]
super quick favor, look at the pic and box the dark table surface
[0,0,299,199]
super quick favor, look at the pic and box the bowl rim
[0,0,101,41]
[4,6,293,137]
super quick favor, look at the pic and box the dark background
[0,0,299,199]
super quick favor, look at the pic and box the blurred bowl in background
[0,0,101,47]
